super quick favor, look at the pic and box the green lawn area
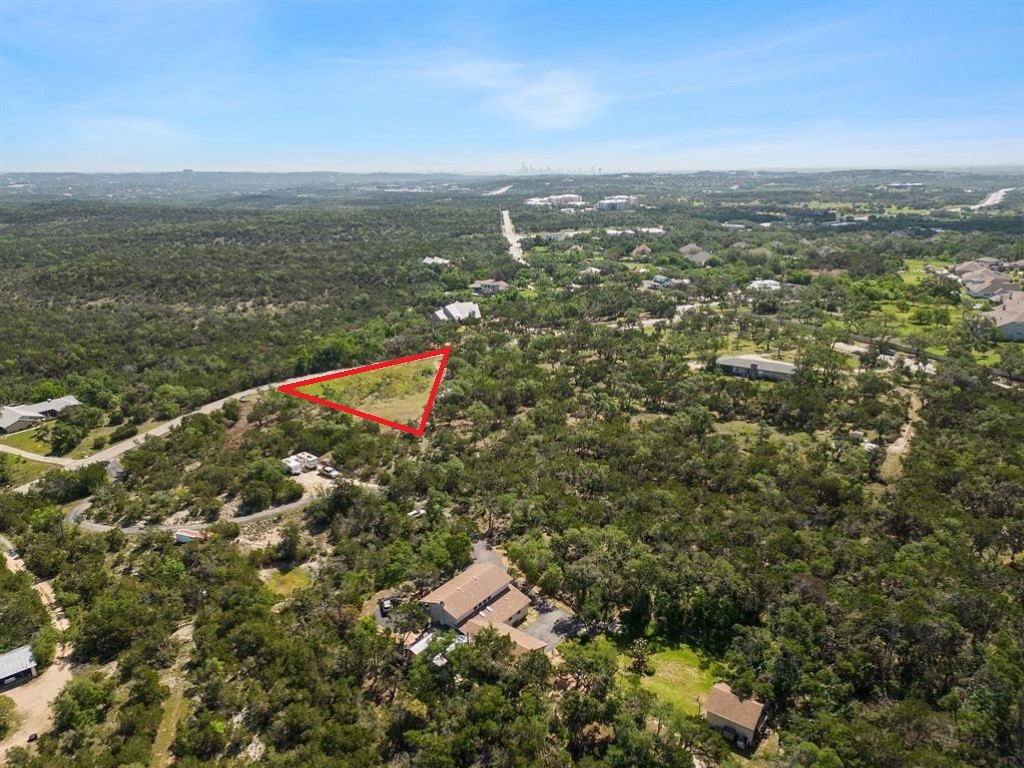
[294,357,441,428]
[625,641,722,717]
[266,567,312,596]
[5,455,53,486]
[0,427,52,455]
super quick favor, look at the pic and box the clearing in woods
[289,356,444,431]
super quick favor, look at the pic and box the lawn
[633,642,721,717]
[5,455,52,486]
[0,427,51,455]
[266,567,312,596]
[294,357,442,428]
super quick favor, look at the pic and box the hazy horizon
[2,1,1023,173]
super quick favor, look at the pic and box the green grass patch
[7,456,53,486]
[0,427,52,455]
[266,567,312,596]
[620,641,722,717]
[294,357,441,428]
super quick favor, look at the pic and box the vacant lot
[265,567,312,596]
[294,358,441,428]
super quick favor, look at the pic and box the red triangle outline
[276,346,451,436]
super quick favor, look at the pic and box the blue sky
[1,0,1022,172]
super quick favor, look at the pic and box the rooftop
[461,617,548,655]
[421,563,511,620]
[467,584,530,626]
[717,355,797,376]
[706,682,765,731]
[0,645,36,679]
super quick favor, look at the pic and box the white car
[318,466,340,479]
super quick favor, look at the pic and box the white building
[525,194,583,207]
[432,301,481,324]
[747,279,782,291]
[597,195,638,211]
[422,256,451,266]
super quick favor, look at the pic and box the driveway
[0,538,74,762]
[521,600,580,650]
[473,539,506,569]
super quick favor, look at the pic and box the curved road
[3,364,382,531]
[0,445,71,467]
[6,365,365,494]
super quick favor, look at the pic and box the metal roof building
[0,645,38,684]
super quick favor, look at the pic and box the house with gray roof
[0,395,82,434]
[717,355,796,382]
[431,301,481,324]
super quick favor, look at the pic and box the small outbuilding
[705,682,766,750]
[0,645,38,689]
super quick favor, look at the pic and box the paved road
[970,187,1015,209]
[8,364,364,494]
[64,476,383,535]
[501,210,529,265]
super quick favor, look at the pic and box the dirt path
[149,623,194,768]
[0,543,74,762]
[880,390,922,483]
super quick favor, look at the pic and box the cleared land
[619,640,721,717]
[265,567,312,596]
[293,358,441,428]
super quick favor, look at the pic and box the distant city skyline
[1,0,1022,173]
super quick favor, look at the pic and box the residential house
[422,256,451,266]
[420,563,544,656]
[705,682,766,750]
[421,563,513,628]
[0,395,83,434]
[985,293,1024,341]
[681,248,713,267]
[431,301,481,324]
[717,355,797,382]
[470,279,510,296]
[747,279,782,291]
[461,618,547,656]
[0,645,37,689]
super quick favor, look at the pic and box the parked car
[379,598,398,617]
[318,465,340,479]
[27,733,38,743]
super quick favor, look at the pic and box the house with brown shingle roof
[705,682,766,750]
[420,562,545,656]
[421,563,512,627]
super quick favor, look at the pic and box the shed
[0,645,37,688]
[705,682,765,749]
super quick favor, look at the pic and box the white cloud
[427,54,605,130]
